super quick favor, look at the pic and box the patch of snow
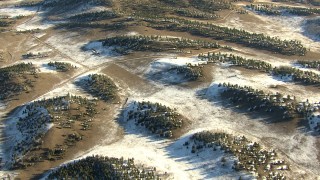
[72,127,252,180]
[2,104,53,168]
[153,56,207,67]
[46,35,116,67]
[33,32,47,38]
[39,63,59,73]
[0,171,18,180]
[83,41,116,57]
[292,63,320,75]
[302,17,320,42]
[16,15,62,31]
[216,50,292,68]
[82,6,111,14]
[35,70,100,101]
[58,3,112,18]
[213,64,285,91]
[220,13,320,52]
[145,56,206,84]
[126,31,139,36]
[255,15,320,52]
[272,74,293,82]
[14,57,83,73]
[0,102,6,111]
[214,64,320,103]
[0,6,37,18]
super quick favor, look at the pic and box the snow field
[46,35,116,67]
[0,6,37,18]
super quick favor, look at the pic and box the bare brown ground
[0,1,318,178]
[105,50,216,90]
[129,26,219,45]
[180,63,215,89]
[102,62,194,138]
[231,66,266,76]
[5,72,71,111]
[236,12,266,25]
[130,25,320,62]
[0,31,31,67]
[229,40,320,61]
[317,139,320,163]
[171,115,192,139]
[102,63,159,94]
[214,10,320,60]
[16,100,124,179]
[113,52,156,76]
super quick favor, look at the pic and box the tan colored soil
[15,100,124,179]
[102,63,159,94]
[5,73,69,111]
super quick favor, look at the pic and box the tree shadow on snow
[116,101,252,179]
[163,134,253,179]
[301,18,320,43]
[144,62,195,86]
[80,40,120,58]
[195,83,320,137]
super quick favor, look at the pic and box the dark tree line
[126,101,184,138]
[174,8,219,20]
[68,10,119,22]
[48,61,76,72]
[217,83,319,125]
[297,60,320,69]
[77,74,118,102]
[144,17,306,55]
[102,35,222,54]
[43,0,112,8]
[199,52,320,85]
[247,4,320,16]
[272,0,320,6]
[47,155,162,179]
[0,63,36,100]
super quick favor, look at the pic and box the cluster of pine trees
[102,35,222,54]
[199,52,320,85]
[48,61,75,72]
[78,74,118,102]
[189,131,288,179]
[0,63,36,100]
[247,4,320,16]
[145,18,306,55]
[48,155,161,179]
[126,101,183,138]
[10,95,98,169]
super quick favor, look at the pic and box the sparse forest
[297,60,320,69]
[170,63,203,81]
[145,18,306,55]
[199,52,320,85]
[247,4,320,16]
[125,101,185,138]
[68,10,119,22]
[9,95,99,169]
[188,131,289,179]
[0,63,37,100]
[77,74,118,102]
[48,61,76,72]
[102,35,222,54]
[0,0,319,179]
[47,155,164,179]
[42,0,113,8]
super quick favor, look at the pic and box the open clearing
[0,0,319,179]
